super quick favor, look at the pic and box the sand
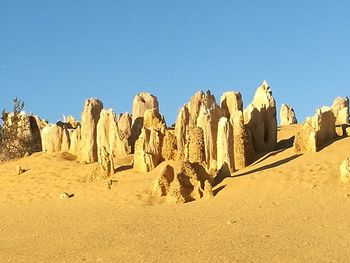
[1,124,350,262]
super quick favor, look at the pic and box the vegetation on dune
[0,98,32,160]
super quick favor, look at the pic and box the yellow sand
[1,124,350,262]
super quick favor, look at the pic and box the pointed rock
[244,81,277,153]
[280,104,297,126]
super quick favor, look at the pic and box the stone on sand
[340,158,350,183]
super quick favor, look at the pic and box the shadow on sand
[233,154,302,178]
[114,164,133,173]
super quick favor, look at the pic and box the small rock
[340,158,350,183]
[226,220,237,225]
[16,164,24,175]
[59,192,71,199]
[106,180,113,190]
[203,180,214,200]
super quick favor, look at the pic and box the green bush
[0,98,32,160]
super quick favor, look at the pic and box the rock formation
[115,113,132,155]
[150,161,212,204]
[244,81,277,153]
[203,180,214,199]
[220,92,243,120]
[331,97,349,137]
[132,93,159,124]
[332,97,349,125]
[63,115,79,129]
[216,117,234,172]
[294,107,336,153]
[41,124,65,153]
[232,111,254,169]
[68,125,81,156]
[174,90,224,172]
[173,89,258,173]
[96,109,117,175]
[39,117,81,155]
[131,93,159,151]
[149,164,174,196]
[80,98,103,163]
[133,109,166,172]
[340,157,350,183]
[280,104,297,126]
[174,106,189,159]
[161,130,177,161]
[187,127,206,164]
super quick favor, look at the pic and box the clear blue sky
[1,1,349,125]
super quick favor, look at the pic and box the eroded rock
[244,81,277,153]
[294,107,336,153]
[340,158,350,183]
[80,98,103,163]
[280,104,297,126]
[133,109,166,172]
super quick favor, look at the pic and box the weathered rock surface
[203,180,214,200]
[41,124,65,153]
[294,107,336,153]
[186,127,206,164]
[174,106,189,159]
[331,97,349,137]
[131,93,159,151]
[149,165,174,196]
[96,109,117,175]
[161,130,177,161]
[69,125,81,156]
[132,93,159,125]
[186,91,217,128]
[216,117,234,173]
[80,98,103,163]
[232,111,254,170]
[133,109,166,172]
[63,115,79,129]
[244,81,277,153]
[220,92,243,120]
[28,115,47,152]
[332,97,349,125]
[150,161,212,204]
[340,158,350,183]
[115,113,132,155]
[173,89,257,173]
[280,104,297,126]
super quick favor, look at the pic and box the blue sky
[1,1,349,125]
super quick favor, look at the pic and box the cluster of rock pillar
[9,83,350,195]
[135,80,278,175]
[35,81,279,177]
[32,81,350,178]
[293,97,349,153]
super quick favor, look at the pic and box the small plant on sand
[0,98,32,160]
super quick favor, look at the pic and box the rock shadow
[233,154,302,178]
[114,164,133,173]
[213,185,226,197]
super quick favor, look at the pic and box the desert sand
[1,124,350,262]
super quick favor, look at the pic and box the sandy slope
[1,125,350,262]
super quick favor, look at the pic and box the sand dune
[1,125,350,262]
